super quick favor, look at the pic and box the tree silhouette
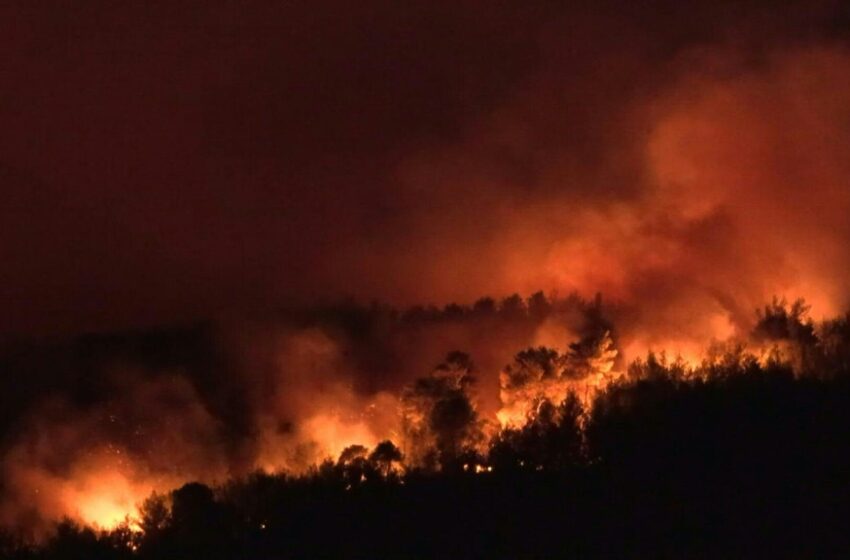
[490,393,584,471]
[369,440,403,477]
[10,296,850,558]
[401,352,484,470]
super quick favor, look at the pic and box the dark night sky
[1,1,849,337]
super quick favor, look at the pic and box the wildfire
[302,413,380,462]
[0,292,837,538]
[497,330,621,427]
[2,455,161,536]
[62,469,146,530]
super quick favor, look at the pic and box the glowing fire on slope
[1,294,832,535]
[303,414,379,461]
[1,445,179,535]
[497,330,621,428]
[253,389,400,473]
[254,412,383,473]
[61,469,147,531]
[46,331,727,527]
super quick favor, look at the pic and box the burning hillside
[3,1,850,557]
[0,292,839,537]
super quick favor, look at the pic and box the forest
[1,297,850,558]
[4,0,850,557]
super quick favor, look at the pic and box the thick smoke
[0,371,230,538]
[2,0,850,538]
[378,41,850,359]
[0,293,844,535]
[1,1,848,338]
[0,295,616,534]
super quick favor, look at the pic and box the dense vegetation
[4,300,850,558]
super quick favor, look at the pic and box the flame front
[0,294,842,536]
[62,469,145,530]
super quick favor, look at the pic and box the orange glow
[254,396,399,474]
[0,444,181,536]
[6,11,850,545]
[622,339,704,371]
[497,332,621,427]
[302,413,379,461]
[62,469,147,531]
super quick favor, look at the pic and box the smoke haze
[2,0,850,536]
[1,1,848,336]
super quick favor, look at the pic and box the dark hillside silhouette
[6,341,850,558]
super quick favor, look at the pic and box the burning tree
[400,352,485,471]
[489,393,584,471]
[498,330,619,427]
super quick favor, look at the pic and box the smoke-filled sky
[6,1,850,535]
[2,0,850,339]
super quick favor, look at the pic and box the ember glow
[3,445,168,534]
[61,468,145,531]
[0,294,844,536]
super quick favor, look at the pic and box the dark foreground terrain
[4,356,850,559]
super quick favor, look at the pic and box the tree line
[4,298,850,558]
